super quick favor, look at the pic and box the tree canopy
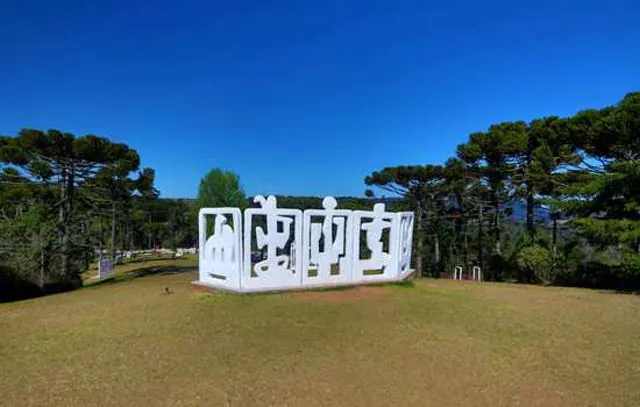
[197,168,247,210]
[366,91,640,290]
[0,129,161,300]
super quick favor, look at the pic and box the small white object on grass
[453,266,463,280]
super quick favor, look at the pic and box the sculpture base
[190,269,415,295]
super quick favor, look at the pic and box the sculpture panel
[243,195,303,290]
[302,197,354,286]
[352,204,400,282]
[199,208,242,289]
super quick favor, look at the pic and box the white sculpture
[195,196,414,292]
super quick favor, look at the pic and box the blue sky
[1,1,638,198]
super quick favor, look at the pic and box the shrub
[517,245,553,284]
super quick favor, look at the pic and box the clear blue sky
[1,1,638,198]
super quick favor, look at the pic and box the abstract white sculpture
[195,196,414,293]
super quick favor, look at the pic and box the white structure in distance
[472,265,482,281]
[453,265,482,281]
[196,195,415,293]
[453,266,463,280]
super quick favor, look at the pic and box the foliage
[2,90,639,297]
[365,165,449,277]
[197,168,247,209]
[0,129,156,300]
[366,91,640,290]
[516,245,553,284]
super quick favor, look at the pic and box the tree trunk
[59,172,66,275]
[127,221,133,251]
[478,202,484,270]
[59,166,75,277]
[147,213,152,249]
[463,219,469,266]
[111,201,117,260]
[526,187,535,242]
[552,213,558,255]
[39,227,45,289]
[493,190,501,255]
[525,142,535,242]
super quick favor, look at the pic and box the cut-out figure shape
[309,197,345,278]
[254,195,293,276]
[203,214,236,278]
[361,203,393,270]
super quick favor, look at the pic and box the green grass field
[1,258,639,406]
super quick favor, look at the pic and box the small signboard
[98,259,114,279]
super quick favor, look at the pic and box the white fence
[196,196,415,293]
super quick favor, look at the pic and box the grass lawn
[1,258,639,406]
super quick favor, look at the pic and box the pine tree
[557,92,640,288]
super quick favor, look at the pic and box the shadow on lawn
[85,263,197,288]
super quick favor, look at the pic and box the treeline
[0,130,198,301]
[259,195,391,211]
[366,91,640,291]
[3,92,637,299]
[0,139,380,302]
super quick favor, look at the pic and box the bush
[517,245,553,284]
[488,254,509,282]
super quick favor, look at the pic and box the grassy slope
[1,258,639,407]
